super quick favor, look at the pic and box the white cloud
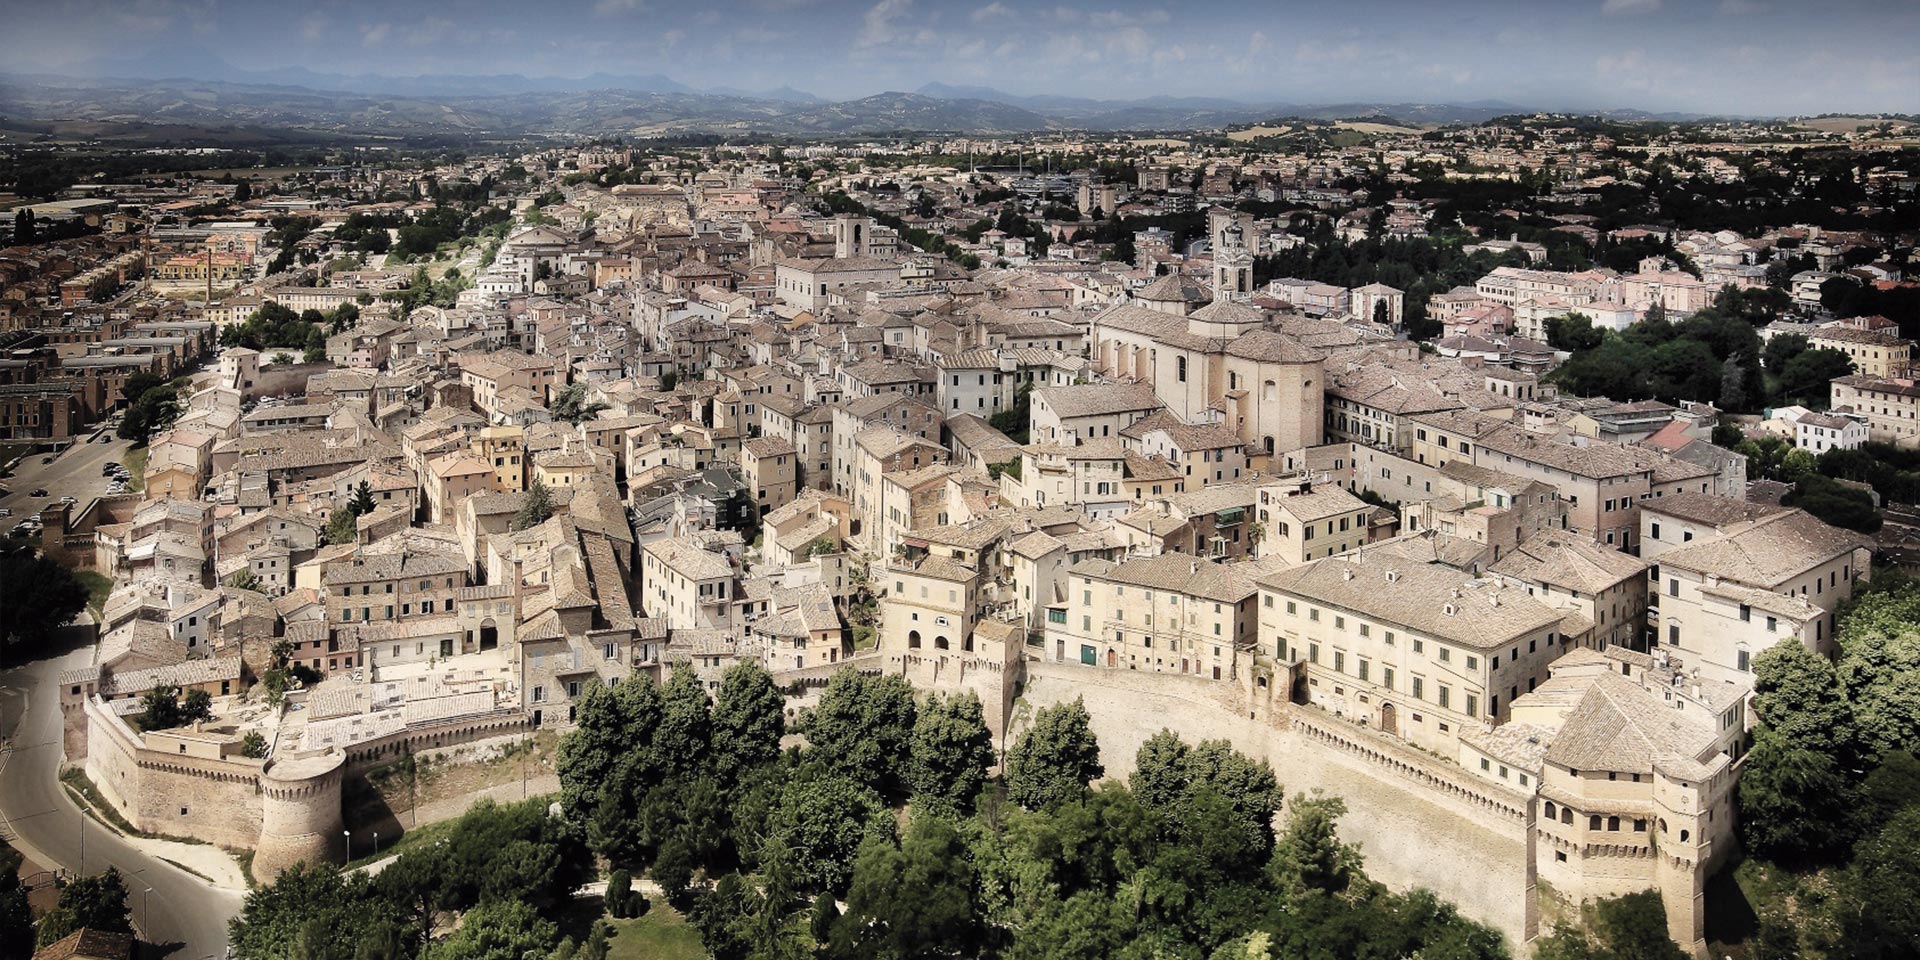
[1090,8,1168,27]
[853,0,932,51]
[360,22,392,46]
[593,0,643,16]
[1596,49,1657,91]
[1601,0,1661,15]
[1718,0,1769,13]
[971,2,1010,23]
[299,15,326,41]
[1294,41,1362,64]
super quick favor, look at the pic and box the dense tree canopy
[0,540,90,662]
[1004,698,1104,811]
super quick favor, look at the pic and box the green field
[75,570,114,619]
[607,906,707,960]
[121,446,148,493]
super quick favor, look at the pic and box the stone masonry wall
[1015,662,1535,950]
[83,698,265,851]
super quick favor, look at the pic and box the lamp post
[343,829,351,859]
[372,831,379,857]
[141,887,152,936]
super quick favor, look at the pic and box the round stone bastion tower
[252,751,346,884]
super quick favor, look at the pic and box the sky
[2,0,1917,115]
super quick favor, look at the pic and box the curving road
[0,644,242,959]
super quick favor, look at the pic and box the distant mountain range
[0,57,1716,144]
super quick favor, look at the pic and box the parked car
[60,496,78,506]
[41,456,54,464]
[0,508,12,518]
[29,488,47,497]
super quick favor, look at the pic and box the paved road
[0,646,242,958]
[0,430,135,528]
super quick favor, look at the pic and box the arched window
[935,636,950,650]
[1545,801,1557,820]
[1176,355,1187,382]
[1607,816,1620,832]
[1589,814,1602,831]
[907,630,921,649]
[1561,808,1573,825]
[1680,829,1690,843]
[1263,380,1277,401]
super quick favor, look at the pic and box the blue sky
[3,0,1917,114]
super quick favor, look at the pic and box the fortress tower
[251,751,347,883]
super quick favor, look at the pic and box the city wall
[83,697,267,852]
[1014,661,1537,950]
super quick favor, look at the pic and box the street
[0,429,137,526]
[0,643,242,958]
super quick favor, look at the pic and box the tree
[139,684,188,730]
[225,568,263,591]
[907,692,996,816]
[605,869,642,919]
[1847,806,1920,958]
[762,765,887,894]
[1831,578,1920,758]
[710,661,785,788]
[1004,698,1104,810]
[1130,733,1282,869]
[511,481,555,532]
[0,844,33,960]
[1763,332,1809,374]
[1545,314,1604,352]
[0,540,90,662]
[655,664,713,779]
[1742,725,1859,864]
[1784,475,1880,533]
[117,385,179,444]
[797,670,917,797]
[834,816,979,958]
[13,209,34,245]
[421,900,557,960]
[560,673,662,821]
[324,506,360,545]
[37,868,132,947]
[1534,890,1686,960]
[239,730,268,759]
[1271,793,1363,895]
[351,480,377,516]
[1775,347,1855,408]
[549,383,610,425]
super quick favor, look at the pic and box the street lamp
[372,831,379,856]
[343,829,351,859]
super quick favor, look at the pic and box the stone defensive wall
[1015,662,1537,949]
[83,696,274,854]
[78,696,530,882]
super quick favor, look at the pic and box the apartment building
[641,537,739,631]
[324,549,471,627]
[1645,508,1872,687]
[1254,478,1371,565]
[1829,374,1920,443]
[1258,546,1570,754]
[1043,553,1257,680]
[1488,534,1650,651]
[1806,325,1910,378]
